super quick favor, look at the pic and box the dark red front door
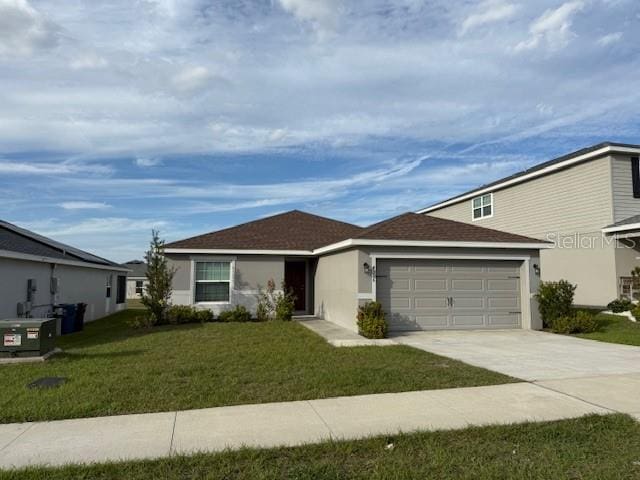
[285,261,307,311]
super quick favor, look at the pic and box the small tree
[141,230,176,325]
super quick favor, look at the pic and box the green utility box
[0,319,56,358]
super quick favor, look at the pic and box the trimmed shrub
[550,310,598,334]
[606,298,633,313]
[357,301,388,339]
[631,305,640,321]
[536,280,576,328]
[218,305,252,323]
[166,305,213,325]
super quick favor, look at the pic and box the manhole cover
[27,377,67,389]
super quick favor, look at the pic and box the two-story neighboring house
[419,142,640,307]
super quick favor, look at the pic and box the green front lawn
[575,312,640,346]
[4,414,639,479]
[0,310,515,423]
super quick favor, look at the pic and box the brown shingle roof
[165,210,363,251]
[355,212,544,244]
[166,210,545,252]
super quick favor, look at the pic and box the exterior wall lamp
[533,263,540,276]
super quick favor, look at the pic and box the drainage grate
[27,377,67,389]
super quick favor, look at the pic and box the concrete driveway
[392,330,640,381]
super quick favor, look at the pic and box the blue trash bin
[59,304,78,335]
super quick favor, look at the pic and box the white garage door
[376,259,522,332]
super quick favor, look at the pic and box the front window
[106,275,112,298]
[195,262,231,302]
[135,280,144,296]
[472,193,493,220]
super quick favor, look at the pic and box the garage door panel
[451,314,485,326]
[414,264,447,273]
[452,297,485,308]
[385,296,411,309]
[388,278,411,291]
[487,296,520,308]
[487,279,519,291]
[487,265,520,274]
[450,264,484,273]
[414,297,449,309]
[377,259,523,332]
[415,315,449,328]
[414,279,447,291]
[451,279,484,291]
[488,314,521,327]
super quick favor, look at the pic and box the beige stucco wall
[428,155,625,306]
[314,249,359,332]
[166,253,285,315]
[0,258,125,322]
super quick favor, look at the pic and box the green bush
[631,305,640,321]
[218,305,252,323]
[357,301,388,339]
[275,289,296,321]
[166,305,213,325]
[551,310,598,334]
[606,298,633,313]
[536,280,576,328]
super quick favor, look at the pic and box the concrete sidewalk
[0,381,613,470]
[295,316,397,346]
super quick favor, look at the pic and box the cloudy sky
[1,0,639,262]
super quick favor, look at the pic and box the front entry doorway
[284,260,307,313]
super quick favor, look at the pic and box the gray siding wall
[611,154,640,222]
[429,155,619,306]
[314,249,359,332]
[355,246,542,330]
[0,258,125,322]
[166,253,285,316]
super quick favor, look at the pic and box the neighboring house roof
[0,219,128,271]
[602,214,640,234]
[418,142,640,214]
[165,210,364,251]
[124,260,147,278]
[354,212,543,244]
[166,210,549,255]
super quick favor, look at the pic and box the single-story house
[165,210,549,333]
[0,220,129,322]
[124,260,148,299]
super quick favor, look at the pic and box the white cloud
[278,0,339,32]
[171,66,213,92]
[25,217,168,237]
[515,1,585,52]
[0,0,60,56]
[459,0,518,36]
[59,201,111,210]
[69,53,108,70]
[597,31,623,46]
[0,160,111,175]
[135,157,162,167]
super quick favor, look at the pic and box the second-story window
[472,193,493,220]
[632,157,640,198]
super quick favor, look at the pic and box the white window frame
[471,193,493,221]
[135,280,144,296]
[190,256,235,305]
